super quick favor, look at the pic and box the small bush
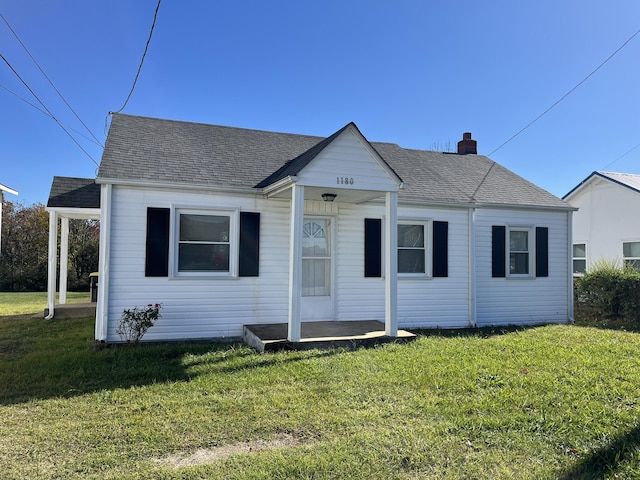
[116,303,162,343]
[575,260,640,329]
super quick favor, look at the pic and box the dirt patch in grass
[157,434,307,467]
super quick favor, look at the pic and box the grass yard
[0,291,91,316]
[0,313,639,479]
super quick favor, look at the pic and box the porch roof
[47,176,100,210]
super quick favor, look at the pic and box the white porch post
[95,184,111,341]
[59,217,69,305]
[288,184,304,342]
[46,210,59,319]
[385,191,398,336]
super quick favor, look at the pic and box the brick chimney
[457,132,477,155]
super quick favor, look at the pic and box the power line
[0,82,104,147]
[0,12,103,147]
[601,143,640,171]
[489,26,640,156]
[0,52,99,166]
[112,0,162,113]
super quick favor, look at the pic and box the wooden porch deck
[243,320,416,353]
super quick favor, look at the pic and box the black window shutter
[536,227,549,277]
[433,221,448,277]
[145,208,170,277]
[239,212,260,277]
[364,218,382,277]
[492,225,506,278]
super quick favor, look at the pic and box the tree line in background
[0,202,99,292]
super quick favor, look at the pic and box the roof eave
[95,177,261,196]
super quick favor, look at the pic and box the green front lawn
[0,291,91,316]
[0,313,639,479]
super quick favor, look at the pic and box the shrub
[575,260,640,329]
[116,303,162,343]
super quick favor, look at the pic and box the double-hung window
[509,228,532,275]
[174,208,239,277]
[492,225,547,278]
[398,221,429,275]
[573,243,586,275]
[623,241,640,271]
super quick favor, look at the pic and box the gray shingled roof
[98,114,569,209]
[47,176,100,209]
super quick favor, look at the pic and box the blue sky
[1,1,639,205]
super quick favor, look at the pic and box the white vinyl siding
[568,178,640,272]
[103,185,570,342]
[296,129,399,193]
[106,186,290,341]
[475,208,570,327]
[334,204,470,330]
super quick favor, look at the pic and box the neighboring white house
[0,182,19,260]
[563,171,640,274]
[47,114,575,343]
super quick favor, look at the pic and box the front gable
[295,124,402,193]
[257,123,403,203]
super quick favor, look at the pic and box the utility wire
[112,0,162,113]
[0,82,104,147]
[0,52,99,166]
[489,26,640,156]
[601,142,640,171]
[0,12,103,147]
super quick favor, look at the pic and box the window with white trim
[509,227,532,276]
[398,221,430,275]
[623,241,640,271]
[173,208,239,277]
[573,243,586,275]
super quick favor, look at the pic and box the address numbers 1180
[337,177,354,185]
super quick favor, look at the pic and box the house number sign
[337,177,354,185]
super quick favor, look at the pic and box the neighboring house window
[623,241,640,270]
[492,225,548,278]
[145,207,260,278]
[573,243,586,275]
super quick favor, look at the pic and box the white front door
[301,217,334,321]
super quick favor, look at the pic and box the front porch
[243,320,416,353]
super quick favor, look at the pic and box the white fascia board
[45,207,101,219]
[472,202,577,212]
[0,183,18,196]
[262,176,297,197]
[95,178,259,196]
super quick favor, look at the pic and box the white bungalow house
[563,171,640,274]
[46,114,575,343]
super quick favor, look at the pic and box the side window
[364,219,448,278]
[509,228,531,275]
[623,241,640,270]
[178,213,232,273]
[492,225,548,278]
[145,207,259,278]
[573,243,586,275]
[398,221,428,275]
